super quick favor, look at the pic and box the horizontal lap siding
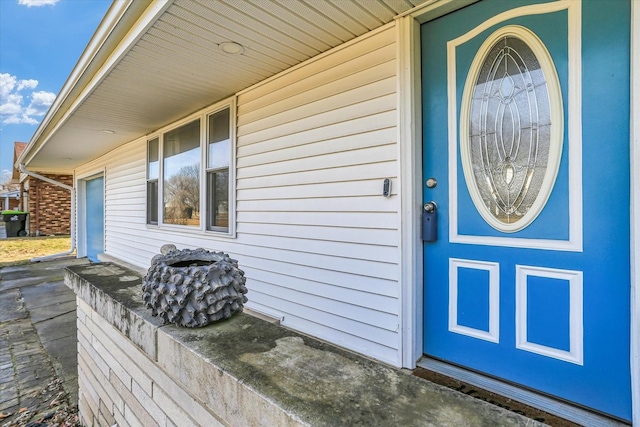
[236,26,400,365]
[74,26,402,367]
[104,147,146,267]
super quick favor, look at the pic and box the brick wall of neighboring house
[27,174,72,236]
[7,198,20,211]
[0,198,20,211]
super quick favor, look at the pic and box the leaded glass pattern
[462,29,561,232]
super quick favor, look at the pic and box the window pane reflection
[207,170,229,230]
[163,120,200,226]
[148,138,159,180]
[147,181,158,225]
[208,109,230,169]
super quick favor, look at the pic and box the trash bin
[1,211,28,237]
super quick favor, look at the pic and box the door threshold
[416,358,629,427]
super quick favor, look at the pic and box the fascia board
[18,0,173,169]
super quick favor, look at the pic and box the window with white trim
[146,103,233,235]
[146,138,159,225]
[206,108,230,231]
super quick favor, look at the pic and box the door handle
[424,201,437,213]
[422,201,438,242]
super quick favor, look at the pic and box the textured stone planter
[142,245,248,327]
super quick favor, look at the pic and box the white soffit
[27,0,420,170]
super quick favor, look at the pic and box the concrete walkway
[0,257,88,425]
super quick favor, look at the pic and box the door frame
[76,169,105,259]
[396,0,639,424]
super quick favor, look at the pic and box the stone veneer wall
[27,174,72,236]
[76,298,227,427]
[68,263,308,427]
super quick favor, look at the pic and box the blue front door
[422,0,630,420]
[85,176,104,262]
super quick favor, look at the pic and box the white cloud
[0,73,55,125]
[0,73,17,99]
[18,0,60,7]
[17,79,38,91]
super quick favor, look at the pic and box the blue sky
[0,0,111,177]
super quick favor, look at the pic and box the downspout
[18,164,76,262]
[35,181,40,235]
[19,182,25,211]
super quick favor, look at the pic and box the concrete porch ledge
[65,263,543,427]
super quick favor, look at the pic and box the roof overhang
[18,0,423,173]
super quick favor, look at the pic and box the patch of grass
[0,236,73,267]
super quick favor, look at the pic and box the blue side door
[422,0,630,420]
[85,176,104,262]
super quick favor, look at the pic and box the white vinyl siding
[74,25,401,366]
[236,25,400,365]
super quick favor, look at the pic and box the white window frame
[144,96,236,237]
[146,136,160,226]
[205,105,234,233]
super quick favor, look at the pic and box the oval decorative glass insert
[460,26,563,233]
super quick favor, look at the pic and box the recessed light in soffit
[218,41,244,55]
